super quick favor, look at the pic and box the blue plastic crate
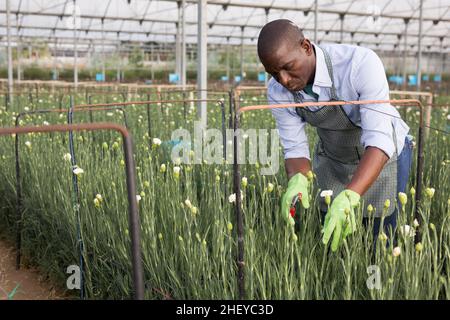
[96,73,105,82]
[258,72,267,82]
[169,73,180,83]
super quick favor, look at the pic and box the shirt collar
[311,43,333,88]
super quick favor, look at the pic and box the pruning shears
[289,192,303,218]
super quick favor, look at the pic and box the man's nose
[278,70,291,86]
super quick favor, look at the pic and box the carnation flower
[393,246,401,257]
[392,247,402,257]
[399,224,415,238]
[72,166,84,176]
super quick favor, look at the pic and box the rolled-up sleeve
[268,81,310,160]
[353,49,398,158]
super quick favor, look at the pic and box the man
[257,19,413,251]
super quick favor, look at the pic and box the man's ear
[302,38,313,56]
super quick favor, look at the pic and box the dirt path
[0,234,66,300]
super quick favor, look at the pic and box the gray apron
[293,47,397,217]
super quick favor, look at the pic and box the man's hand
[322,189,360,251]
[281,172,310,224]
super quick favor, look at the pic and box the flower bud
[398,192,407,206]
[378,232,388,242]
[173,166,181,179]
[325,195,331,205]
[415,242,423,253]
[425,187,435,199]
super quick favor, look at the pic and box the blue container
[433,74,442,83]
[234,75,242,83]
[169,73,180,83]
[96,73,105,82]
[408,75,417,86]
[388,75,403,85]
[422,74,429,81]
[220,76,229,81]
[258,72,267,82]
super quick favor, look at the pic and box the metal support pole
[150,44,154,81]
[181,0,186,87]
[416,0,423,91]
[402,18,409,90]
[339,13,345,44]
[226,37,230,84]
[314,0,318,43]
[117,41,121,83]
[439,37,444,90]
[16,17,21,83]
[240,26,244,79]
[53,35,58,81]
[175,2,181,78]
[73,1,78,89]
[6,0,13,107]
[233,110,245,300]
[102,21,106,81]
[197,0,207,128]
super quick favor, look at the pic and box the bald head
[257,19,305,62]
[257,19,315,92]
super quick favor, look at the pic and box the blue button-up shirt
[268,42,410,160]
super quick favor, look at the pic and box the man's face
[260,39,314,92]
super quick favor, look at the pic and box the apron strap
[318,46,339,101]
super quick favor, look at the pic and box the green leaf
[8,283,21,300]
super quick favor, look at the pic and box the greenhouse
[0,0,449,302]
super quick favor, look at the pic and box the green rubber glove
[281,172,310,224]
[322,189,360,251]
